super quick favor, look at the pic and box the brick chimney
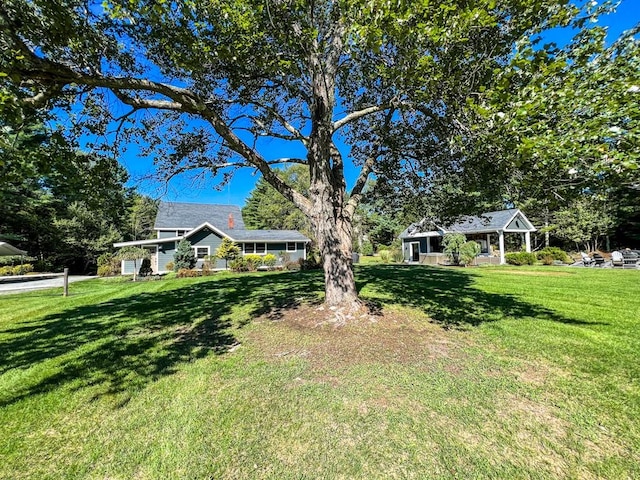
[228,213,235,230]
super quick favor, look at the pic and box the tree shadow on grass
[0,271,324,407]
[0,266,597,407]
[356,265,601,329]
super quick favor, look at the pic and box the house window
[286,242,297,252]
[193,246,209,259]
[244,243,267,255]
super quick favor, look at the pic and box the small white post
[426,237,431,254]
[525,231,531,253]
[499,231,505,264]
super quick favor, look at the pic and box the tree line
[1,0,638,309]
[0,122,158,273]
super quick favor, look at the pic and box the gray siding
[158,241,176,271]
[270,242,305,262]
[188,228,226,269]
[158,230,174,239]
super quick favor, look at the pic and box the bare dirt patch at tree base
[249,303,473,371]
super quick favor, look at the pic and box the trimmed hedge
[505,252,537,266]
[536,247,569,263]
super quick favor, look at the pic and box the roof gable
[504,212,534,231]
[154,202,245,230]
[400,208,535,239]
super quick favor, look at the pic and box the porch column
[499,230,505,264]
[486,233,491,255]
[525,231,531,253]
[426,237,431,254]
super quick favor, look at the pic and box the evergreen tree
[173,239,196,271]
[215,238,241,270]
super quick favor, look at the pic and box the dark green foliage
[459,241,481,266]
[138,258,153,277]
[536,247,569,264]
[0,121,157,273]
[299,257,322,270]
[174,239,196,271]
[242,165,312,238]
[505,252,537,266]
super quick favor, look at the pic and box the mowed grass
[0,266,638,479]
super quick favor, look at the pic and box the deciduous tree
[0,0,614,310]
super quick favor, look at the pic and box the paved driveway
[0,276,97,295]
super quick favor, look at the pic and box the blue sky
[116,0,640,207]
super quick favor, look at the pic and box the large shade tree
[0,0,611,309]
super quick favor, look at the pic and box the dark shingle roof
[446,208,520,233]
[154,202,245,230]
[400,209,532,239]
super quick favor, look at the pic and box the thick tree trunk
[304,24,360,311]
[311,195,359,309]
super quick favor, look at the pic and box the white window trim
[286,242,297,252]
[243,242,268,255]
[192,245,210,260]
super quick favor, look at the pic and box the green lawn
[1,266,638,479]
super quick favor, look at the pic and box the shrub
[97,265,112,277]
[12,264,34,275]
[229,257,248,272]
[390,248,404,263]
[505,252,537,265]
[177,268,200,278]
[263,253,277,269]
[378,249,391,262]
[284,260,300,271]
[443,233,467,265]
[0,266,14,276]
[536,247,569,263]
[244,254,263,271]
[459,241,481,266]
[174,239,196,270]
[138,258,153,277]
[164,261,174,272]
[540,254,554,265]
[361,241,374,256]
[96,252,119,276]
[299,257,321,270]
[201,262,215,276]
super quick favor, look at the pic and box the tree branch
[252,101,309,146]
[6,35,314,216]
[332,104,391,132]
[345,109,395,218]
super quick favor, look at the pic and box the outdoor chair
[580,252,595,267]
[592,253,605,267]
[611,251,624,268]
[622,251,639,268]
